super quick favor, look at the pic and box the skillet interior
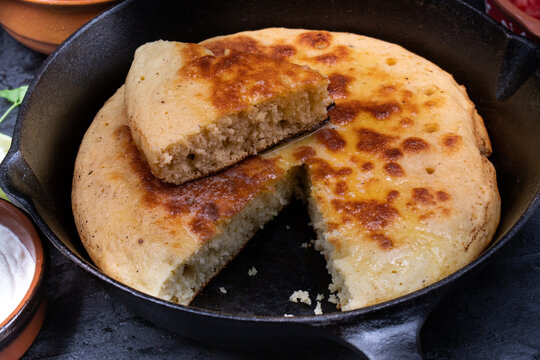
[1,0,539,353]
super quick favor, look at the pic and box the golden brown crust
[115,125,284,242]
[124,40,332,185]
[74,28,500,310]
[179,50,326,113]
[72,87,292,296]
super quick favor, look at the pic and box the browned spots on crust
[180,51,324,112]
[117,125,283,242]
[270,44,296,59]
[401,89,413,100]
[314,45,351,64]
[386,190,399,203]
[371,233,394,249]
[367,102,401,120]
[424,123,439,133]
[423,98,444,109]
[178,43,210,63]
[356,128,395,154]
[293,146,316,162]
[329,101,361,125]
[349,155,361,165]
[399,89,420,114]
[419,211,434,221]
[384,148,403,161]
[400,118,414,127]
[379,85,397,95]
[413,188,436,205]
[315,54,339,64]
[361,162,374,171]
[437,191,450,201]
[334,181,348,196]
[188,202,220,239]
[330,100,400,123]
[402,137,429,152]
[138,238,144,245]
[188,217,214,240]
[443,134,462,149]
[203,36,265,56]
[331,199,399,231]
[384,162,405,177]
[308,158,353,181]
[315,128,346,151]
[327,222,339,231]
[297,31,332,49]
[328,73,353,99]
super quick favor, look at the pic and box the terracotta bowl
[0,0,121,54]
[0,200,46,360]
[485,0,540,41]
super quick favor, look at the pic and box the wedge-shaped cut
[73,87,299,304]
[125,41,332,184]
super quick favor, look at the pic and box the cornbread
[73,28,500,311]
[289,290,312,305]
[125,41,332,184]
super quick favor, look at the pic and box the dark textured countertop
[1,6,539,359]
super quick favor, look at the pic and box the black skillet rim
[3,0,539,326]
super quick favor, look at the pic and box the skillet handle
[495,34,540,101]
[0,149,54,213]
[316,300,433,360]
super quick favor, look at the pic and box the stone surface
[0,3,539,357]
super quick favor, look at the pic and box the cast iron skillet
[0,0,538,358]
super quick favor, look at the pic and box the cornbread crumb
[314,301,323,315]
[219,287,227,294]
[284,314,294,317]
[301,243,309,248]
[328,294,339,304]
[289,290,312,305]
[248,267,258,276]
[316,293,324,301]
[125,41,332,185]
[286,225,291,230]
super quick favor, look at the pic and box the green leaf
[0,85,29,124]
[0,85,28,106]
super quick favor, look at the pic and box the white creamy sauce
[0,224,35,324]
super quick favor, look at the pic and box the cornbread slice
[125,40,332,184]
[74,29,500,311]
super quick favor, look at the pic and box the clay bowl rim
[490,0,540,38]
[0,199,44,330]
[10,0,120,6]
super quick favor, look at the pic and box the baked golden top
[180,49,326,113]
[125,40,328,152]
[202,29,498,309]
[74,28,500,309]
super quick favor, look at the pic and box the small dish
[485,0,540,41]
[0,0,121,54]
[0,199,46,360]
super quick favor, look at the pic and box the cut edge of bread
[157,164,355,310]
[158,168,300,305]
[301,174,352,312]
[154,84,332,185]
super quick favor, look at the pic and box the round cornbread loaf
[73,28,500,311]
